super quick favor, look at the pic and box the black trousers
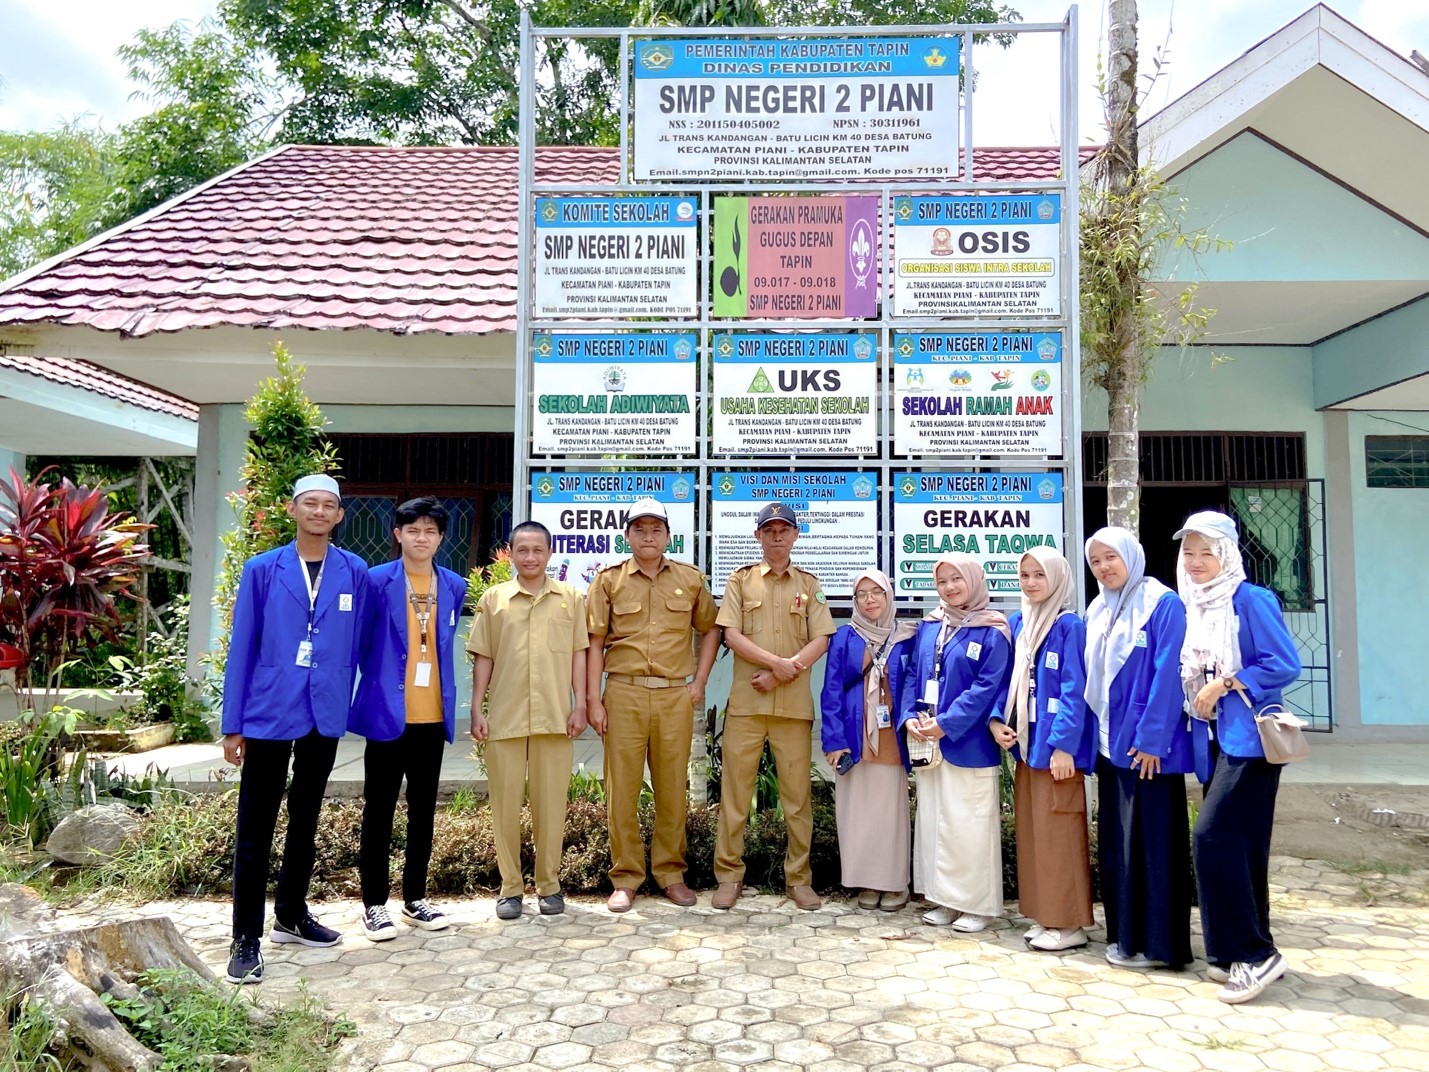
[1097,755,1193,969]
[359,722,446,906]
[232,729,339,940]
[1194,750,1282,966]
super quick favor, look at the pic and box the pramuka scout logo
[849,220,874,286]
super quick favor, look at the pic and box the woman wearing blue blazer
[820,569,918,912]
[1176,510,1302,1005]
[990,547,1095,952]
[899,552,1012,932]
[1084,526,1194,972]
[350,498,469,940]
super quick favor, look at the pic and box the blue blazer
[350,561,469,744]
[1099,590,1195,774]
[1208,583,1302,760]
[819,625,915,770]
[221,542,370,740]
[897,621,1011,769]
[994,611,1095,773]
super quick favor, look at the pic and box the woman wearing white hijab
[820,569,919,911]
[990,547,1094,951]
[1175,511,1302,1005]
[899,552,1012,932]
[1084,527,1194,972]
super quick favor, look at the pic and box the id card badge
[967,641,983,661]
[876,703,892,729]
[295,640,313,667]
[922,680,939,706]
[414,661,433,688]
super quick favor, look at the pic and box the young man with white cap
[714,502,837,911]
[586,497,720,912]
[221,473,370,983]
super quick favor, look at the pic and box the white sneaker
[922,906,955,926]
[1207,965,1231,983]
[1029,927,1088,951]
[1105,944,1167,970]
[1217,953,1286,1005]
[1024,924,1046,944]
[949,913,990,933]
[402,900,450,931]
[360,905,397,942]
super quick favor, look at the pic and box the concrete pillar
[0,448,25,484]
[187,404,248,683]
[1324,410,1361,731]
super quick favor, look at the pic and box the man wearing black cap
[713,502,837,911]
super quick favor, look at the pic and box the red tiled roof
[0,353,199,420]
[0,144,1092,338]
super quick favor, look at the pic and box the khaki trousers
[602,678,694,889]
[486,734,572,898]
[715,713,813,886]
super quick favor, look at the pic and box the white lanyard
[300,549,327,636]
[405,571,436,657]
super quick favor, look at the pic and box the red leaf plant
[0,467,152,713]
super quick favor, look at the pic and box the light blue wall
[0,448,23,482]
[324,406,513,434]
[1313,296,1429,408]
[1346,412,1429,725]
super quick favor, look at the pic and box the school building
[0,5,1423,740]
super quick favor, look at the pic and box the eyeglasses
[853,590,885,602]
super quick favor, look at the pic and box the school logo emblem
[718,474,737,496]
[922,45,950,69]
[853,335,874,361]
[673,337,694,361]
[532,334,554,359]
[748,367,774,393]
[852,476,875,500]
[672,478,692,500]
[899,476,917,497]
[715,334,735,359]
[675,200,696,221]
[895,336,915,360]
[1037,199,1056,220]
[540,201,559,223]
[1038,478,1057,501]
[535,476,555,499]
[639,44,675,72]
[1030,369,1051,392]
[895,198,914,222]
[1037,337,1057,361]
[603,366,626,393]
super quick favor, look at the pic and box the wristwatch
[1221,675,1236,690]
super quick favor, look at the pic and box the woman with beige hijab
[820,569,918,910]
[990,547,1095,951]
[899,553,1013,931]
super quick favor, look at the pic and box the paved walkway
[78,856,1429,1072]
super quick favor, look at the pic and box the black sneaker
[271,911,341,948]
[225,936,264,984]
[538,892,565,916]
[1217,952,1286,1004]
[495,896,522,921]
[402,899,449,931]
[360,904,398,942]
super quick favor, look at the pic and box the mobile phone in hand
[835,752,855,775]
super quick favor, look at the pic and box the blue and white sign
[893,332,1063,456]
[892,195,1062,317]
[712,332,877,455]
[534,196,699,317]
[710,470,879,593]
[532,333,698,455]
[530,471,697,591]
[633,37,960,181]
[893,471,1064,597]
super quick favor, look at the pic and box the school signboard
[632,37,960,181]
[893,471,1064,596]
[529,471,697,591]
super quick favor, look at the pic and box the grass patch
[1184,1033,1249,1051]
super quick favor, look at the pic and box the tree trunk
[1104,0,1142,533]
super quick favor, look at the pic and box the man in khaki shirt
[587,498,721,912]
[468,520,588,921]
[714,502,837,912]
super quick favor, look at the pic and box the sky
[1,0,1427,141]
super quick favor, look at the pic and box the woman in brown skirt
[989,547,1096,951]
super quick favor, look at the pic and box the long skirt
[1096,755,1193,969]
[1014,762,1094,929]
[835,761,911,892]
[912,762,1003,917]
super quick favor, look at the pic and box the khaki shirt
[586,557,719,679]
[717,561,837,720]
[466,577,588,740]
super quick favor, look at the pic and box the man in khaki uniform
[468,520,588,921]
[714,502,837,911]
[587,497,721,912]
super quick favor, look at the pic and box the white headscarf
[1002,547,1074,735]
[848,569,918,755]
[1176,512,1247,707]
[1083,527,1172,718]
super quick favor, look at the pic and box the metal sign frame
[513,10,1084,609]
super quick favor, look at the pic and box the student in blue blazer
[221,474,370,984]
[350,497,469,941]
[899,552,1012,933]
[1084,526,1194,973]
[1175,510,1302,1005]
[990,547,1095,952]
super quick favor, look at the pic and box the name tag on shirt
[876,703,892,729]
[923,680,939,706]
[1134,630,1148,648]
[339,593,353,612]
[449,609,456,627]
[1045,651,1059,670]
[414,661,433,688]
[967,641,982,661]
[295,640,313,667]
[1047,698,1060,714]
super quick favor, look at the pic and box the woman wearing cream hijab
[990,547,1095,951]
[899,553,1012,931]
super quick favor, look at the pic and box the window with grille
[1365,436,1429,489]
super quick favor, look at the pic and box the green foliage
[0,122,118,278]
[210,344,336,687]
[110,599,211,742]
[94,791,240,900]
[0,708,81,848]
[464,546,513,612]
[1,992,69,1072]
